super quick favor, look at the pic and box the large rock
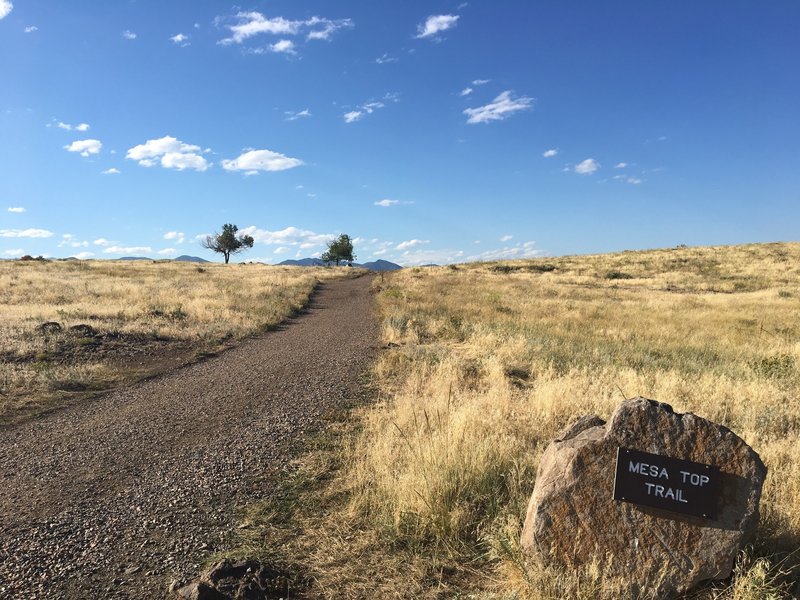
[521,397,766,598]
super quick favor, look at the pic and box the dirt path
[0,276,378,599]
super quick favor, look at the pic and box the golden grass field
[235,242,799,599]
[4,244,798,598]
[0,259,347,424]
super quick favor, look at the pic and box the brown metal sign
[613,447,720,520]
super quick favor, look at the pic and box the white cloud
[164,231,185,244]
[58,234,89,248]
[343,94,397,124]
[615,162,628,169]
[103,246,153,255]
[416,14,459,39]
[3,249,23,257]
[239,225,332,248]
[464,91,533,124]
[170,33,189,45]
[122,30,137,40]
[459,87,473,97]
[56,121,90,131]
[218,12,352,46]
[472,79,490,86]
[7,207,25,213]
[0,228,54,238]
[93,238,114,246]
[305,16,354,41]
[375,53,397,64]
[127,136,199,160]
[375,198,413,208]
[0,1,12,20]
[24,26,37,33]
[102,168,120,175]
[396,239,429,250]
[162,152,209,171]
[543,149,558,158]
[285,108,311,121]
[626,177,643,185]
[398,248,465,266]
[74,251,94,260]
[467,241,543,262]
[499,234,513,242]
[222,149,303,173]
[126,136,209,172]
[157,248,177,255]
[273,246,289,254]
[270,39,295,54]
[574,158,599,175]
[64,139,102,157]
[219,13,301,44]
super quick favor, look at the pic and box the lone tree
[321,233,356,266]
[201,224,254,264]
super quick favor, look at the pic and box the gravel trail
[0,275,378,599]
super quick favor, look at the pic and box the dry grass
[251,242,799,599]
[0,259,352,423]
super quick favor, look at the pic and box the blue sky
[1,1,798,265]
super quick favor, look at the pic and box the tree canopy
[321,234,356,266]
[201,224,254,264]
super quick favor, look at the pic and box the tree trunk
[224,252,230,264]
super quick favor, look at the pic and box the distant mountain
[278,258,328,267]
[174,255,210,263]
[360,259,402,271]
[117,256,151,261]
[278,257,403,271]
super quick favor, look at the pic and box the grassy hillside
[243,242,799,599]
[0,259,349,423]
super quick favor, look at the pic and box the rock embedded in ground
[173,558,304,600]
[68,323,97,338]
[37,321,62,335]
[521,397,767,599]
[176,581,228,600]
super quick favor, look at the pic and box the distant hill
[360,259,402,271]
[174,255,210,263]
[117,256,151,261]
[278,257,403,271]
[278,258,328,267]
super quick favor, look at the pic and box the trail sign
[613,447,720,519]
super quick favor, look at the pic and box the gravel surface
[0,276,378,599]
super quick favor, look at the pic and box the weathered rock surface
[521,397,766,599]
[174,559,305,600]
[176,581,229,600]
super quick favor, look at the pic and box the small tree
[322,234,356,266]
[201,223,254,264]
